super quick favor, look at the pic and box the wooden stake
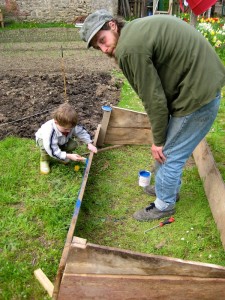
[34,268,54,297]
[61,46,68,103]
[81,145,124,156]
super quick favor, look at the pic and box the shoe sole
[133,209,175,222]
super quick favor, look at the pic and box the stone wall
[0,0,118,23]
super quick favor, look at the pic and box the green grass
[117,76,145,112]
[0,21,74,30]
[75,78,225,265]
[1,73,225,299]
[77,145,224,263]
[0,138,84,299]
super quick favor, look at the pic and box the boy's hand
[88,143,97,153]
[66,153,86,162]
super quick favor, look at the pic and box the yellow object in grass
[74,165,80,172]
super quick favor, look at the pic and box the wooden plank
[97,107,112,147]
[58,241,225,299]
[108,106,151,128]
[58,274,225,300]
[52,125,101,300]
[102,106,153,145]
[134,0,137,17]
[81,145,124,156]
[138,0,142,17]
[104,127,152,145]
[141,0,148,16]
[65,242,225,278]
[124,0,131,17]
[34,269,54,297]
[193,138,225,250]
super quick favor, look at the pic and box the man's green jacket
[115,15,225,146]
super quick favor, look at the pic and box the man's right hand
[151,144,166,164]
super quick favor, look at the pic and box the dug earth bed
[0,72,121,140]
[0,38,122,141]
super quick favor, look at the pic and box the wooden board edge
[51,125,101,300]
[193,138,225,250]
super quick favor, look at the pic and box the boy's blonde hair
[52,103,78,127]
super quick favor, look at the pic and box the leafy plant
[0,0,20,24]
[197,17,225,62]
[178,15,225,62]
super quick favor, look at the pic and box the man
[80,9,225,221]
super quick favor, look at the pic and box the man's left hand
[88,143,97,153]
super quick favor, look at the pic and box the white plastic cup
[138,170,151,187]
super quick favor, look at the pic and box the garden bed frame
[35,106,225,299]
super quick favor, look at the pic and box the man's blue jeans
[154,92,221,211]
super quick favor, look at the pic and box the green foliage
[0,20,74,30]
[178,15,225,62]
[0,0,19,23]
[159,0,169,11]
[197,17,225,62]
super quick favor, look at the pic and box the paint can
[138,170,151,187]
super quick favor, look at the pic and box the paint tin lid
[102,106,112,112]
[139,170,151,177]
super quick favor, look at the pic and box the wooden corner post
[97,106,112,147]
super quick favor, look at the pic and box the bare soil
[0,34,122,140]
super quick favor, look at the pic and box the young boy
[35,103,97,174]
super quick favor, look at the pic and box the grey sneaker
[144,185,180,202]
[133,203,175,221]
